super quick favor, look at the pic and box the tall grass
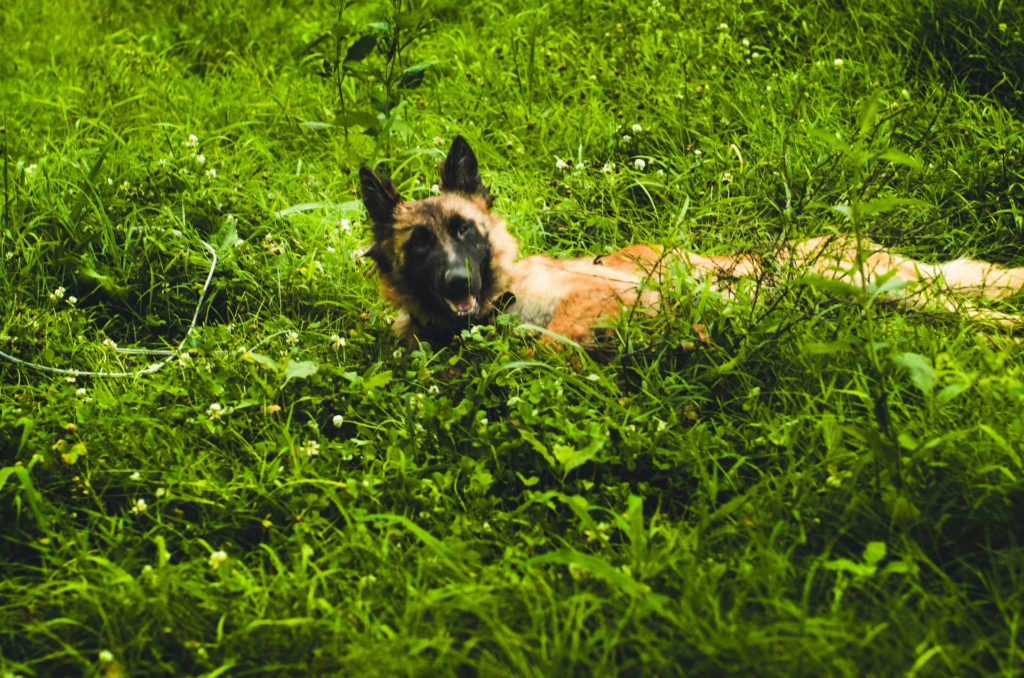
[2,0,1023,675]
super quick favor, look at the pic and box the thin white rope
[0,240,218,378]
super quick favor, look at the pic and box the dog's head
[359,136,518,342]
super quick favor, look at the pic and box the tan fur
[362,138,1024,349]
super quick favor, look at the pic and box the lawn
[2,0,1023,675]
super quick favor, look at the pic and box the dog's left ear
[440,135,492,205]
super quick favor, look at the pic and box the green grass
[2,0,1024,675]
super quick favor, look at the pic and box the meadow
[2,0,1023,674]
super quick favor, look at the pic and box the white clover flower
[574,161,586,171]
[209,550,228,569]
[206,402,224,420]
[102,338,118,350]
[430,183,441,195]
[432,136,445,147]
[205,168,217,178]
[129,471,142,481]
[66,296,78,307]
[195,154,206,165]
[65,376,77,384]
[742,38,750,47]
[555,157,570,171]
[131,498,148,515]
[186,134,199,148]
[722,171,734,184]
[718,22,729,31]
[49,286,66,301]
[304,440,320,457]
[833,58,844,68]
[693,149,703,157]
[25,163,38,175]
[621,134,632,143]
[601,163,615,173]
[631,123,643,133]
[633,158,647,170]
[332,414,344,428]
[286,331,299,345]
[338,218,352,233]
[330,334,346,349]
[427,384,440,395]
[99,650,115,664]
[155,487,166,498]
[75,387,88,398]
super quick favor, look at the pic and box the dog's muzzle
[442,268,478,316]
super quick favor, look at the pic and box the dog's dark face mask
[359,136,513,341]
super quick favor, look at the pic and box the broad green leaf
[863,541,887,565]
[344,34,378,63]
[398,61,438,89]
[891,352,938,395]
[284,360,319,382]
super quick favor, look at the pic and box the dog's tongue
[447,296,476,316]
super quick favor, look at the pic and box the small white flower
[75,387,88,398]
[601,163,615,174]
[575,161,586,171]
[693,149,703,157]
[631,123,643,133]
[555,157,570,171]
[304,440,320,457]
[186,134,199,148]
[432,136,445,147]
[99,650,115,664]
[338,218,351,233]
[332,414,344,428]
[331,334,346,349]
[427,384,440,395]
[633,158,646,171]
[129,471,142,481]
[718,22,729,31]
[208,550,228,569]
[206,402,224,420]
[205,168,217,178]
[102,338,118,350]
[195,154,206,165]
[234,238,245,248]
[66,296,78,307]
[225,214,238,225]
[25,163,38,175]
[621,134,632,143]
[742,38,750,47]
[430,183,441,195]
[131,498,148,515]
[285,331,299,345]
[155,487,166,498]
[722,171,734,184]
[351,248,365,261]
[833,58,844,68]
[586,373,600,382]
[65,376,77,384]
[49,286,66,301]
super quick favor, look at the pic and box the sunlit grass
[2,0,1024,675]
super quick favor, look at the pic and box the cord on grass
[0,240,218,379]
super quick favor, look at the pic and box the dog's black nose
[443,268,471,298]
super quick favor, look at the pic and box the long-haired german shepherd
[360,136,1024,349]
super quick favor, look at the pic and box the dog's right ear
[359,165,403,240]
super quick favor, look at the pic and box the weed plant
[2,0,1023,675]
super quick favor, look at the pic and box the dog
[360,136,1024,349]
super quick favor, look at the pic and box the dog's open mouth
[445,296,478,317]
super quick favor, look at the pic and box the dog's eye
[407,227,435,250]
[453,219,473,239]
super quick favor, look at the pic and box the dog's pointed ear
[440,135,492,204]
[359,165,403,240]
